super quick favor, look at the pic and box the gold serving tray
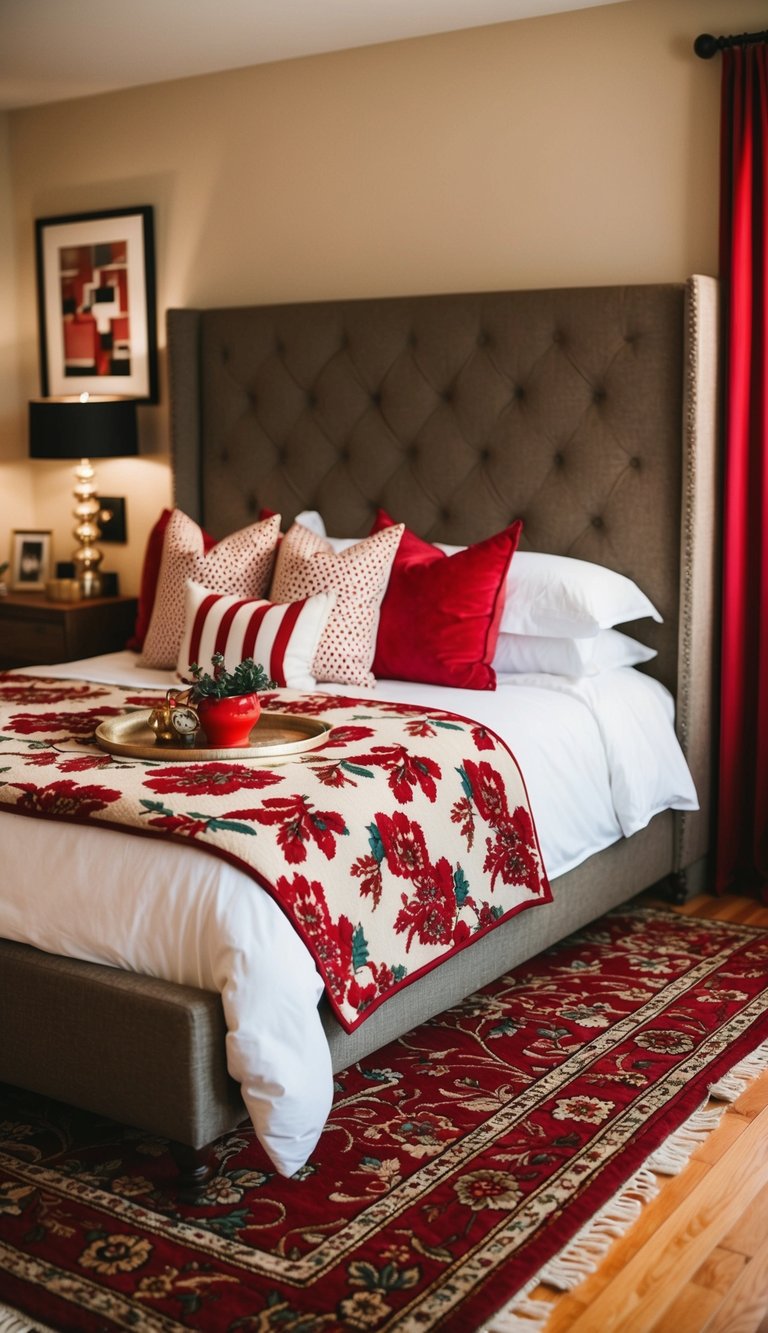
[95,709,332,763]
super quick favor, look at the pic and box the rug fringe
[709,1038,768,1102]
[482,1290,555,1331]
[645,1105,725,1174]
[482,1034,768,1333]
[0,1305,56,1333]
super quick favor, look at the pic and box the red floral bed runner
[0,674,551,1030]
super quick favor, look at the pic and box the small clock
[170,704,200,740]
[148,691,200,746]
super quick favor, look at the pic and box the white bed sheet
[0,652,697,1176]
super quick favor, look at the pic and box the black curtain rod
[694,28,768,58]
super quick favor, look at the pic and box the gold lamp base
[72,457,104,598]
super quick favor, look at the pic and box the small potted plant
[187,653,275,747]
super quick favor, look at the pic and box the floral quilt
[0,674,551,1030]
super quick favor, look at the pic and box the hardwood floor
[528,892,768,1333]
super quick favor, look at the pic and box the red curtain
[715,42,768,894]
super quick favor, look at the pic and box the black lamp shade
[29,395,139,460]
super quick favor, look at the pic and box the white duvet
[0,652,697,1176]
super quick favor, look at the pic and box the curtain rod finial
[694,33,720,58]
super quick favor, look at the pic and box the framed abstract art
[35,206,158,403]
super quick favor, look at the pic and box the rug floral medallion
[2,905,768,1333]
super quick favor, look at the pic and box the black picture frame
[11,529,53,591]
[35,205,158,403]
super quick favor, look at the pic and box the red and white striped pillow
[176,580,336,692]
[269,522,404,687]
[140,510,282,669]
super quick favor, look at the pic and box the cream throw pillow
[270,522,404,687]
[140,509,281,669]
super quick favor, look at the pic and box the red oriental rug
[1,904,768,1333]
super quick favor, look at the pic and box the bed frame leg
[664,870,691,905]
[170,1141,218,1192]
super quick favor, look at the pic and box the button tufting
[221,347,230,364]
[481,447,492,463]
[552,330,564,345]
[477,332,490,347]
[247,494,258,514]
[371,391,382,407]
[630,456,642,469]
[514,385,526,401]
[591,516,604,530]
[554,451,564,467]
[307,392,317,408]
[593,388,606,404]
[442,389,453,403]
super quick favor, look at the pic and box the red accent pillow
[127,509,217,651]
[370,509,522,690]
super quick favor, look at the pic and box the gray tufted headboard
[167,276,719,877]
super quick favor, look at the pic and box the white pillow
[294,509,327,536]
[176,579,336,692]
[294,515,662,639]
[270,522,404,687]
[294,510,357,554]
[493,628,657,677]
[500,551,662,638]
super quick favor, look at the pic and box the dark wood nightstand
[0,592,138,670]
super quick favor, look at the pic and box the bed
[0,276,720,1185]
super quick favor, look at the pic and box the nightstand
[0,592,138,670]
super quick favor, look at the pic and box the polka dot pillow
[140,509,281,669]
[269,521,404,687]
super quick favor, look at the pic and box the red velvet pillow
[127,509,217,651]
[370,509,522,689]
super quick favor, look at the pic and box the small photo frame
[35,205,158,402]
[11,530,53,592]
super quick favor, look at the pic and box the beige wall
[5,0,765,591]
[0,111,35,561]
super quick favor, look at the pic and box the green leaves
[453,866,470,906]
[187,653,275,700]
[352,923,369,971]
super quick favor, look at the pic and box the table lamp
[29,393,138,598]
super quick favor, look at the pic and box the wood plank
[692,1102,755,1165]
[656,1282,731,1331]
[702,1231,768,1332]
[560,1102,768,1331]
[692,1246,749,1296]
[516,895,768,1331]
[722,1178,768,1258]
[716,1074,768,1125]
[527,1163,711,1330]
